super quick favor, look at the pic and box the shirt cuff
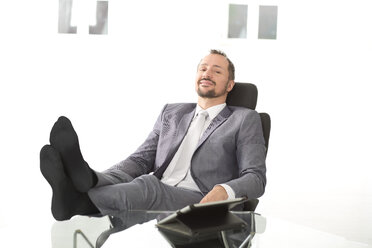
[218,184,236,200]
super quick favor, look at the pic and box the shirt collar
[195,103,227,120]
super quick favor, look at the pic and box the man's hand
[199,185,228,204]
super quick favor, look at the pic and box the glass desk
[49,210,371,248]
[51,210,262,248]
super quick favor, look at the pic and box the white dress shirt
[161,103,236,200]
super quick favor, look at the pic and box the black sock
[49,116,97,192]
[40,145,99,221]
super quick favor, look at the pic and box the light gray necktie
[162,110,209,186]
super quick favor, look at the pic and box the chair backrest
[226,82,271,152]
[259,113,271,152]
[226,82,271,211]
[226,82,258,110]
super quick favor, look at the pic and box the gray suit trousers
[87,171,203,215]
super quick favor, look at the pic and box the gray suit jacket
[115,103,266,199]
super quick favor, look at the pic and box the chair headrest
[226,82,258,110]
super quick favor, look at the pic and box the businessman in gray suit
[40,50,267,221]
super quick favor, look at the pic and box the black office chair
[226,82,271,211]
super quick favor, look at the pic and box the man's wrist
[218,184,236,200]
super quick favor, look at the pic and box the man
[40,50,267,221]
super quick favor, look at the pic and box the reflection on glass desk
[51,211,370,248]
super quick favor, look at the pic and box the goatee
[197,79,229,98]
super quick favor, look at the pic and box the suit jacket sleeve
[109,105,165,179]
[225,111,267,199]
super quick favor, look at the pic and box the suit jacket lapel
[165,107,195,162]
[196,105,232,149]
[153,105,195,178]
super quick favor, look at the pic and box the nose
[202,68,212,79]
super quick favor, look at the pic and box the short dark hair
[209,49,235,81]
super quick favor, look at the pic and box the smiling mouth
[198,78,216,86]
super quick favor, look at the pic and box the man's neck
[197,96,227,110]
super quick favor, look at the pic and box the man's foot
[49,116,97,192]
[40,145,99,221]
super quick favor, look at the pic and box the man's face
[195,54,233,99]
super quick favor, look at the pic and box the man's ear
[227,80,235,93]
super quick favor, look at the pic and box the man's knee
[133,174,161,188]
[88,174,162,212]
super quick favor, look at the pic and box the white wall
[0,0,371,245]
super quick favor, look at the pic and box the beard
[197,88,219,98]
[197,79,229,98]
